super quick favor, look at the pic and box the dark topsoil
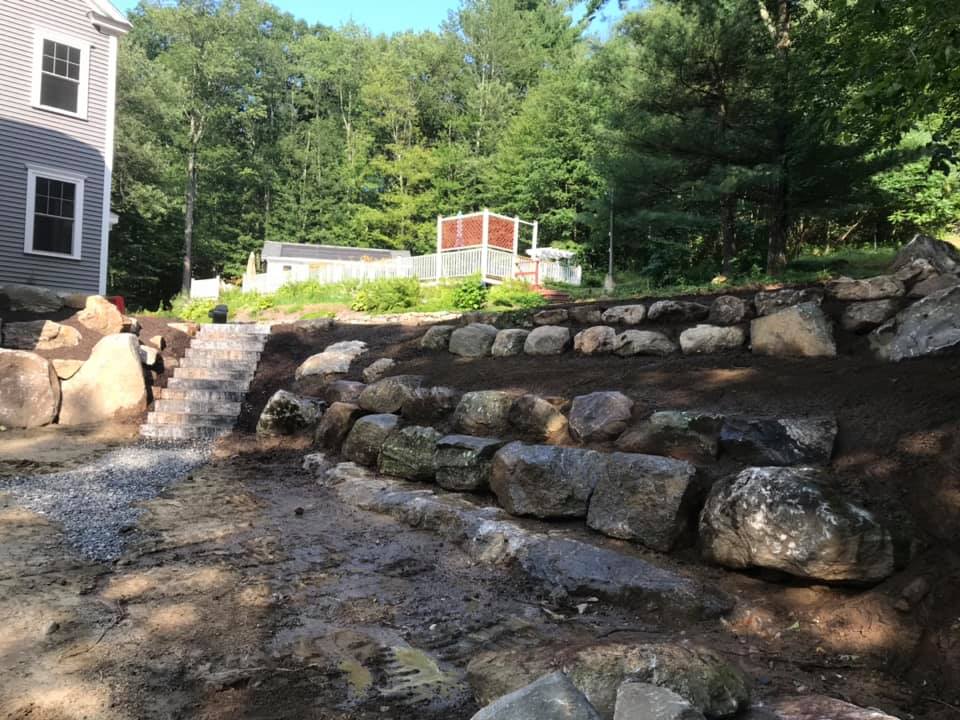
[238,311,960,716]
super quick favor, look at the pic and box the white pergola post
[512,215,520,280]
[435,214,443,281]
[480,208,490,280]
[531,220,539,250]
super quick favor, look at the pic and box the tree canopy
[112,0,960,307]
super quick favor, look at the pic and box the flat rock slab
[323,462,732,618]
[647,300,709,323]
[840,299,901,333]
[719,416,836,466]
[471,672,600,720]
[826,275,905,301]
[700,466,894,583]
[753,288,823,317]
[871,285,960,361]
[762,695,902,720]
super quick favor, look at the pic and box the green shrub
[487,279,546,309]
[452,274,488,310]
[169,294,218,323]
[351,277,422,313]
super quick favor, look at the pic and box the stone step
[166,377,251,392]
[146,411,237,427]
[189,337,268,351]
[173,366,256,382]
[199,323,271,336]
[153,399,242,415]
[156,387,247,403]
[323,463,734,620]
[179,355,260,371]
[184,347,262,362]
[140,423,230,440]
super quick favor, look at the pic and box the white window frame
[24,165,85,261]
[31,28,91,120]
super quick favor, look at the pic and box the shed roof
[262,241,411,263]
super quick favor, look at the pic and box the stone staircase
[140,323,271,440]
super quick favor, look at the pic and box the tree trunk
[763,0,792,276]
[181,116,199,295]
[721,195,736,274]
[766,165,789,274]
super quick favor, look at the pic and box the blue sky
[113,0,624,37]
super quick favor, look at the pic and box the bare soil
[2,314,959,718]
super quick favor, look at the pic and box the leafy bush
[487,279,546,309]
[351,277,422,313]
[452,274,488,310]
[169,294,218,323]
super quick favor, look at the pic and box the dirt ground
[2,314,959,718]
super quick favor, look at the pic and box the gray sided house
[0,0,130,295]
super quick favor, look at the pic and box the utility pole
[603,190,615,292]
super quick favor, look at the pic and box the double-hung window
[32,31,89,119]
[24,166,85,260]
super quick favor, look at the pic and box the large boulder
[449,323,499,357]
[434,434,505,491]
[471,672,601,720]
[840,299,901,333]
[454,390,517,435]
[324,380,366,404]
[490,442,604,518]
[679,325,746,354]
[614,682,705,720]
[76,295,124,335]
[616,411,724,464]
[361,357,396,383]
[509,394,568,443]
[60,334,147,425]
[891,233,960,276]
[358,375,424,413]
[871,286,960,361]
[575,326,617,355]
[401,385,461,425]
[0,283,63,313]
[719,416,837,465]
[378,425,442,480]
[570,305,604,324]
[296,341,368,380]
[753,288,823,317]
[491,328,530,357]
[647,300,709,323]
[565,642,750,719]
[614,330,678,357]
[569,391,634,442]
[341,413,401,466]
[825,275,905,301]
[0,349,60,428]
[601,305,646,324]
[421,324,456,350]
[533,308,569,325]
[256,390,324,435]
[708,296,751,326]
[700,466,894,583]
[524,325,571,355]
[52,358,83,380]
[2,320,81,351]
[763,695,902,720]
[315,402,364,450]
[587,452,700,552]
[750,303,836,358]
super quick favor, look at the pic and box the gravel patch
[1,441,211,561]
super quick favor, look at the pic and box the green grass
[557,245,898,302]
